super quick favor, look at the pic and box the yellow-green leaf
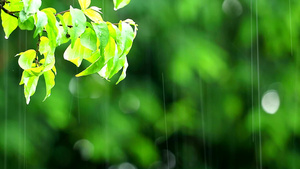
[84,8,103,23]
[17,49,36,70]
[113,0,131,10]
[80,26,97,51]
[78,0,91,10]
[34,11,48,37]
[21,72,39,104]
[116,56,128,84]
[64,38,93,67]
[75,52,105,77]
[1,9,18,39]
[39,36,51,55]
[69,6,86,48]
[43,70,55,101]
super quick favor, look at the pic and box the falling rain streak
[162,73,170,169]
[255,0,263,168]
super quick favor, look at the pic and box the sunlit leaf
[104,36,116,61]
[69,6,86,48]
[26,66,44,76]
[3,1,23,11]
[64,38,92,67]
[62,12,72,26]
[90,6,102,13]
[57,13,72,45]
[0,9,18,39]
[84,50,100,63]
[80,26,97,51]
[17,49,36,70]
[84,8,103,23]
[20,71,39,104]
[22,0,41,14]
[33,11,48,37]
[43,70,55,101]
[107,54,126,79]
[113,0,131,10]
[18,15,34,30]
[116,56,128,84]
[119,21,135,55]
[78,0,91,10]
[24,75,39,104]
[42,8,59,49]
[107,22,118,40]
[39,36,51,55]
[92,22,109,55]
[43,52,55,71]
[75,51,106,77]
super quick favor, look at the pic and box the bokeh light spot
[222,0,243,17]
[73,139,94,161]
[261,90,280,114]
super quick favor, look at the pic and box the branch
[55,9,69,16]
[0,5,18,18]
[35,35,41,66]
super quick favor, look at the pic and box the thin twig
[35,35,41,66]
[55,9,70,16]
[0,6,18,18]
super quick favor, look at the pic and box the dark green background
[1,0,300,168]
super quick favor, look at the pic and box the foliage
[0,0,137,104]
[1,0,300,169]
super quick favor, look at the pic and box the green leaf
[113,0,131,10]
[78,0,91,10]
[18,15,35,30]
[64,38,92,67]
[33,11,48,38]
[22,0,41,14]
[62,12,72,26]
[56,14,70,45]
[69,6,86,48]
[42,8,58,50]
[119,21,135,55]
[107,22,118,40]
[108,54,126,79]
[1,9,18,39]
[104,36,116,61]
[39,36,51,54]
[43,52,55,72]
[80,26,97,51]
[92,22,109,55]
[84,50,100,63]
[25,66,44,76]
[43,70,55,101]
[75,51,106,77]
[19,10,29,22]
[20,70,39,104]
[116,56,128,84]
[84,8,103,23]
[17,49,36,70]
[3,1,24,11]
[23,73,39,104]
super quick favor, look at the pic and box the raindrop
[222,0,243,17]
[118,162,137,169]
[73,139,94,160]
[261,90,280,114]
[4,36,8,39]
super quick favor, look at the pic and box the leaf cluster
[0,0,137,104]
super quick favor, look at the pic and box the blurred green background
[1,0,300,168]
